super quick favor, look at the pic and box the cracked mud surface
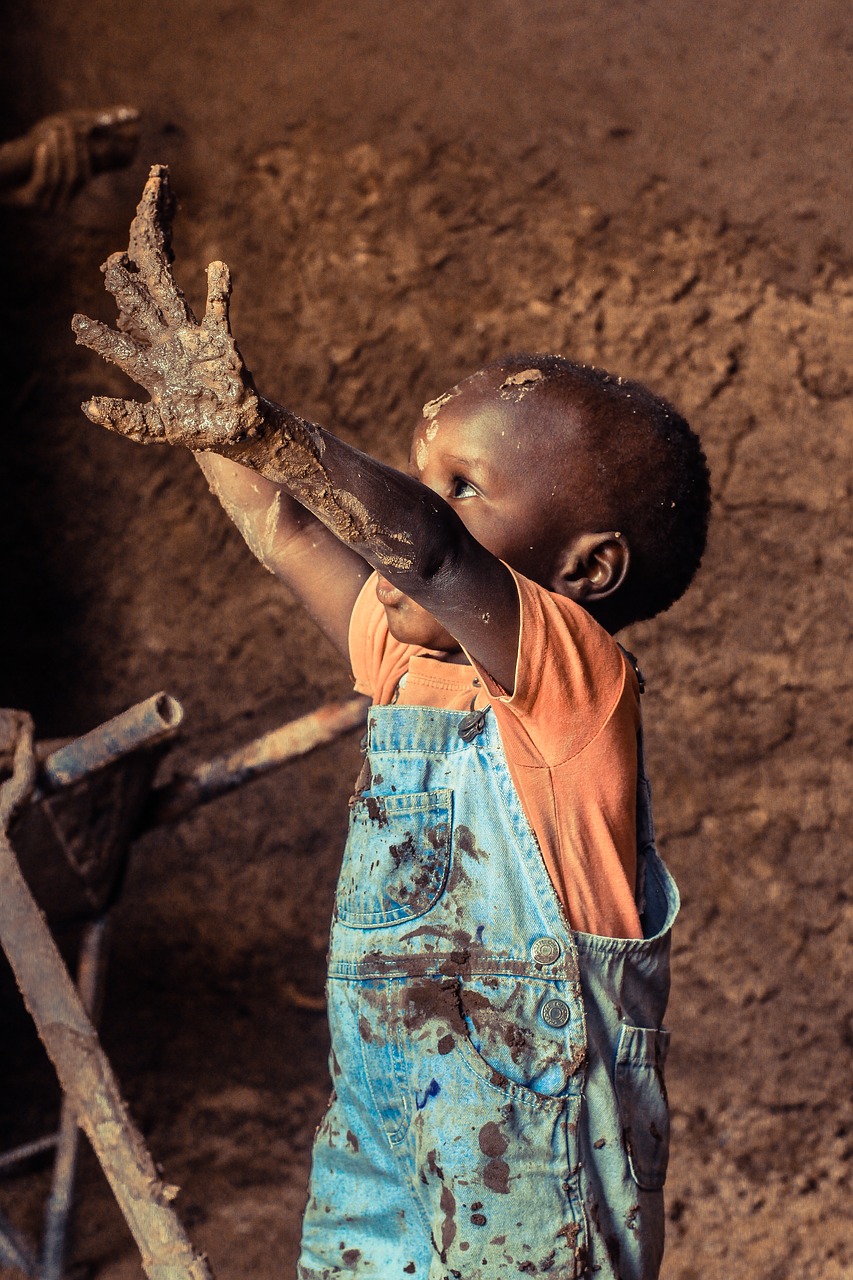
[0,5,851,1279]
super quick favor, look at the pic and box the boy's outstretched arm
[72,166,520,690]
[70,164,370,656]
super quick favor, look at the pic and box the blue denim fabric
[298,704,679,1279]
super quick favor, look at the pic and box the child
[73,166,711,1280]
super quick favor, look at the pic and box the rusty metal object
[0,923,109,1279]
[0,690,366,1277]
[0,693,182,784]
[0,1136,57,1174]
[9,694,184,924]
[144,694,367,829]
[0,715,213,1280]
[38,693,183,792]
[6,690,366,925]
[0,1207,39,1276]
[40,916,110,1280]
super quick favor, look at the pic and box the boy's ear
[553,532,630,604]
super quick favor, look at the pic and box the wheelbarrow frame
[0,691,367,1280]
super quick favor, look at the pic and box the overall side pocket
[614,1022,671,1192]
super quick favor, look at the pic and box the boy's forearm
[225,395,467,602]
[232,401,518,690]
[195,448,372,654]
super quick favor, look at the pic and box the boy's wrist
[223,396,327,486]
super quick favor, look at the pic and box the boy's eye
[451,477,477,499]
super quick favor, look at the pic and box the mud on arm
[73,166,519,684]
[194,452,371,655]
[71,165,368,652]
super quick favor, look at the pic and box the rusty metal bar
[0,716,213,1280]
[40,915,110,1280]
[144,694,367,829]
[0,1206,38,1276]
[39,693,183,793]
[0,1135,58,1173]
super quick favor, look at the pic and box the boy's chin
[382,602,458,654]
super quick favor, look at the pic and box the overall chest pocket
[336,789,452,928]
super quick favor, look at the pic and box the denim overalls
[299,695,679,1279]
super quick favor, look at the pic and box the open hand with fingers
[72,164,264,453]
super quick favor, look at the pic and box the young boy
[73,167,710,1280]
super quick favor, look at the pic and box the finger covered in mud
[81,396,167,442]
[204,260,233,331]
[128,163,176,267]
[71,312,145,375]
[101,252,168,342]
[125,164,195,328]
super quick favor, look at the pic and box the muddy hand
[72,164,263,451]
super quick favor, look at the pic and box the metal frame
[0,692,366,1279]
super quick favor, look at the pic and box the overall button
[541,998,571,1029]
[531,936,561,966]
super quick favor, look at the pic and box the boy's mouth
[375,575,405,607]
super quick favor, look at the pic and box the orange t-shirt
[348,570,643,939]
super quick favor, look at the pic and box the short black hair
[490,354,712,631]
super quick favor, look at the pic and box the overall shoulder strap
[618,645,656,913]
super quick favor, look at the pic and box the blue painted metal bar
[39,694,183,793]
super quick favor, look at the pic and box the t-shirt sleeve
[466,568,632,767]
[348,572,414,706]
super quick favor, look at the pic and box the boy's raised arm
[71,165,370,655]
[73,166,520,690]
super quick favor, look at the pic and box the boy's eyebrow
[446,453,500,491]
[443,451,484,473]
[409,445,483,475]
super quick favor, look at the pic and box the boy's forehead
[416,366,568,455]
[421,363,546,420]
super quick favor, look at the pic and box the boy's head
[408,354,711,634]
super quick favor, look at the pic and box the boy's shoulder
[509,569,630,696]
[464,569,639,764]
[474,568,640,776]
[349,566,637,733]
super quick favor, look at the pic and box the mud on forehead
[422,387,462,420]
[421,363,547,422]
[414,368,578,477]
[420,365,500,420]
[497,366,545,401]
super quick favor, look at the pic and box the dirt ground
[0,2,851,1277]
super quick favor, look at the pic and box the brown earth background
[1,2,852,1277]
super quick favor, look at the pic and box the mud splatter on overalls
[298,696,679,1279]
